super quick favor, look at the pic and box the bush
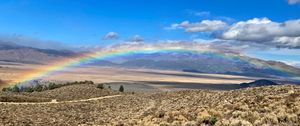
[203,116,218,125]
[11,85,20,92]
[2,80,97,93]
[48,83,60,90]
[85,80,94,84]
[97,84,104,89]
[34,84,43,92]
[2,87,8,92]
[24,87,34,92]
[119,85,124,92]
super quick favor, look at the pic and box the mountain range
[0,43,75,64]
[0,43,300,79]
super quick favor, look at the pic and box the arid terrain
[0,61,260,89]
[0,0,300,125]
[0,83,299,126]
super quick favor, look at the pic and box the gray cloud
[166,20,228,32]
[130,35,144,42]
[103,32,119,40]
[288,0,300,4]
[220,18,300,48]
[104,39,244,56]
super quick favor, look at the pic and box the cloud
[103,32,119,40]
[104,39,244,56]
[284,61,300,68]
[220,18,300,48]
[130,35,144,42]
[194,11,211,17]
[166,20,228,32]
[273,36,300,48]
[288,0,300,4]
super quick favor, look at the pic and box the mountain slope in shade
[0,43,76,64]
[101,52,300,78]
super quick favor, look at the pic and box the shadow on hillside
[137,81,242,90]
[136,71,258,81]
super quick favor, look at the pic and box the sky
[0,0,300,66]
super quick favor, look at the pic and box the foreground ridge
[0,95,122,105]
[0,85,299,125]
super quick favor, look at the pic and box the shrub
[11,85,20,92]
[48,83,60,90]
[97,84,104,89]
[34,84,43,92]
[85,80,94,84]
[2,87,8,92]
[203,116,218,125]
[119,85,124,92]
[24,87,34,92]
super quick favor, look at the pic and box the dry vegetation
[0,83,121,102]
[0,84,299,125]
[0,95,51,102]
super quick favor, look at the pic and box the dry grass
[0,95,50,102]
[1,83,121,102]
[0,84,299,125]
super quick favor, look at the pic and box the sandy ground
[0,61,259,88]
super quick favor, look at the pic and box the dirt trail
[0,95,122,105]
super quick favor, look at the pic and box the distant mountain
[1,43,300,79]
[0,43,76,64]
[240,79,279,88]
[101,52,300,78]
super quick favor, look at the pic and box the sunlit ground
[0,61,260,89]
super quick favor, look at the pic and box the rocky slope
[0,84,299,125]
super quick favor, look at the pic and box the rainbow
[9,46,295,87]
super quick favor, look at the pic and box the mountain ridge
[0,43,299,79]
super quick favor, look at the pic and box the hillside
[0,43,76,64]
[0,84,299,125]
[102,52,300,78]
[0,83,121,102]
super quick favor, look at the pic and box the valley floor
[0,84,299,126]
[0,61,259,89]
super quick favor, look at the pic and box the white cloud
[284,61,300,68]
[103,32,119,40]
[166,20,228,32]
[104,39,244,55]
[130,35,144,42]
[194,11,210,17]
[273,36,300,48]
[220,18,300,48]
[288,0,300,4]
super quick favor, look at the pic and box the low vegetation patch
[0,95,51,102]
[2,80,95,93]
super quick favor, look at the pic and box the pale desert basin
[0,61,260,90]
